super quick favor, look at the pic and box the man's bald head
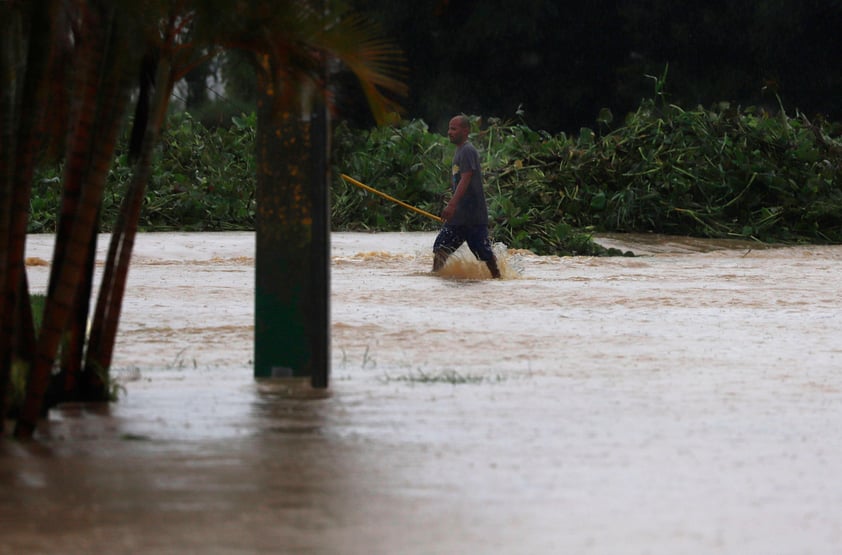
[447,115,471,145]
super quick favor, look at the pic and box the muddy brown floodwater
[3,231,842,554]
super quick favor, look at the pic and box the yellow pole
[340,174,443,223]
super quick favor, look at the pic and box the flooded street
[3,231,842,554]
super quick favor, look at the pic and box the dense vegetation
[32,95,842,256]
[333,95,842,254]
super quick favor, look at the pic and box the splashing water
[434,242,522,279]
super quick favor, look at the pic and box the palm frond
[197,0,407,123]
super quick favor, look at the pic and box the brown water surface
[3,231,842,554]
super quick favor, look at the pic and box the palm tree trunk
[15,5,137,437]
[0,3,20,430]
[55,221,98,403]
[0,0,59,431]
[0,3,19,335]
[85,53,174,392]
[14,273,38,365]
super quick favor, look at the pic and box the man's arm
[442,170,472,222]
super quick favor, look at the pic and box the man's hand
[441,201,456,222]
[443,170,472,223]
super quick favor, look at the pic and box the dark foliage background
[341,0,842,134]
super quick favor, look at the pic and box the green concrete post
[254,90,330,388]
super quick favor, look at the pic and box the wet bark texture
[0,1,59,433]
[15,4,138,437]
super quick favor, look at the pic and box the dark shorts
[433,224,495,262]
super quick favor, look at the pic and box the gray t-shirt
[450,142,489,226]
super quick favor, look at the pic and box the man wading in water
[433,115,502,278]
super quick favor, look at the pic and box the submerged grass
[380,369,508,385]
